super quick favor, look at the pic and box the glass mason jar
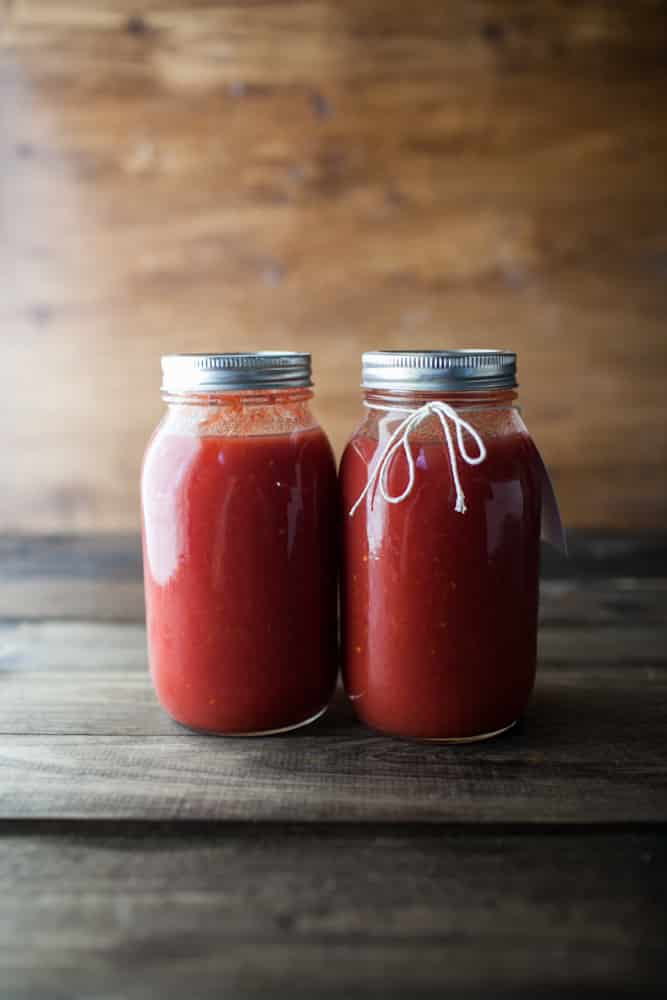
[340,350,542,742]
[141,352,338,735]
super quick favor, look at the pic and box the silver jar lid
[361,350,517,392]
[161,352,312,393]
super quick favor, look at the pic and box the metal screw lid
[361,350,517,392]
[161,352,312,393]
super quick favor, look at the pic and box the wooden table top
[1,534,665,998]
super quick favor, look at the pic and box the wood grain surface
[0,532,665,621]
[0,542,665,822]
[0,532,666,996]
[2,2,667,532]
[0,826,664,999]
[1,662,666,822]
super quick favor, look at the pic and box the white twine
[349,401,487,518]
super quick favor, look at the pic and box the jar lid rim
[361,349,517,391]
[161,352,312,392]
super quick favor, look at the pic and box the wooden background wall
[1,0,666,533]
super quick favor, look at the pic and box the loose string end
[348,493,367,518]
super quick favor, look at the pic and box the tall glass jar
[340,350,542,742]
[141,352,338,735]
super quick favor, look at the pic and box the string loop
[348,401,486,517]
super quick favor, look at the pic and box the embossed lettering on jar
[340,350,543,742]
[142,352,338,735]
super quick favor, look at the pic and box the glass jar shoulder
[144,402,335,499]
[155,394,321,439]
[340,403,540,521]
[343,404,531,458]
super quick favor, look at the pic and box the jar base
[362,717,518,743]
[170,702,329,737]
[410,718,518,743]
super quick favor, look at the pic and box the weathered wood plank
[0,621,148,671]
[0,665,665,822]
[2,532,666,581]
[0,535,145,621]
[0,534,665,623]
[0,578,145,623]
[539,534,667,581]
[539,624,667,664]
[0,535,142,580]
[1,657,666,737]
[539,578,667,626]
[2,618,665,678]
[3,575,666,625]
[0,827,664,998]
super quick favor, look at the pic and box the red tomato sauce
[340,422,541,740]
[142,425,337,734]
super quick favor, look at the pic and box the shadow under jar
[141,352,338,735]
[340,350,542,742]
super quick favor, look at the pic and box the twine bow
[349,401,486,517]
